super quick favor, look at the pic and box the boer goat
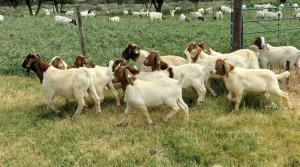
[112,64,189,125]
[143,51,206,104]
[72,55,121,106]
[211,58,293,112]
[121,44,188,72]
[22,53,100,116]
[252,36,300,73]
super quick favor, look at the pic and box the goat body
[211,59,292,112]
[22,53,100,116]
[113,65,189,125]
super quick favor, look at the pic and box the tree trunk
[25,0,34,15]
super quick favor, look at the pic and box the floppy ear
[35,53,41,59]
[126,66,140,75]
[124,68,134,86]
[224,61,234,77]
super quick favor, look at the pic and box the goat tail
[178,73,186,87]
[276,71,290,80]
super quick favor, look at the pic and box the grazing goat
[211,58,293,112]
[121,44,188,72]
[252,36,300,73]
[205,7,212,14]
[108,16,120,22]
[144,51,207,104]
[184,42,259,97]
[149,12,163,22]
[54,15,76,25]
[49,56,68,70]
[80,10,92,17]
[112,64,189,125]
[179,14,189,22]
[214,11,223,20]
[65,10,74,16]
[21,53,101,116]
[73,55,121,106]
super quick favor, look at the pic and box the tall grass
[0,2,300,166]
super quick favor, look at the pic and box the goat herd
[21,36,299,125]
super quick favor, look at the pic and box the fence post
[76,6,86,57]
[286,61,290,84]
[231,0,243,51]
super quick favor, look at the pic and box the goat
[184,42,259,97]
[21,53,100,116]
[49,56,68,70]
[179,14,189,22]
[205,7,212,14]
[211,58,293,112]
[252,36,300,73]
[65,10,74,16]
[170,9,176,17]
[121,44,188,72]
[197,42,260,69]
[149,12,163,22]
[190,11,205,21]
[54,15,76,25]
[108,16,120,22]
[144,51,207,104]
[112,64,189,125]
[214,11,223,20]
[72,55,121,106]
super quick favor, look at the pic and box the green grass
[1,1,300,166]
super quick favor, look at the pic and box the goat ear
[35,53,41,59]
[124,68,134,85]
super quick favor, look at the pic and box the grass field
[1,1,300,166]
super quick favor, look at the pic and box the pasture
[1,1,300,166]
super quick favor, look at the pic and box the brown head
[121,44,141,61]
[113,64,137,90]
[253,36,266,50]
[185,42,203,63]
[71,19,77,25]
[143,51,174,78]
[112,59,140,75]
[22,53,49,83]
[50,56,68,70]
[214,59,234,77]
[73,55,95,68]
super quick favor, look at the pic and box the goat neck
[144,52,174,78]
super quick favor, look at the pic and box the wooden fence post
[232,0,243,51]
[76,6,86,57]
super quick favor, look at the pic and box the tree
[151,0,164,12]
[190,0,200,8]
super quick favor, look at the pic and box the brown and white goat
[112,64,189,125]
[72,55,121,106]
[121,44,188,72]
[144,51,206,104]
[49,56,68,69]
[211,58,293,112]
[21,53,100,116]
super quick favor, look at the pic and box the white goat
[214,11,223,20]
[108,16,120,22]
[211,58,293,112]
[205,7,212,14]
[149,12,163,22]
[121,44,188,72]
[65,10,74,16]
[72,55,121,106]
[264,11,282,19]
[170,9,176,17]
[132,11,140,17]
[144,51,207,104]
[184,42,259,97]
[22,53,101,116]
[0,15,4,22]
[252,37,300,73]
[255,10,266,19]
[179,13,189,22]
[198,8,204,15]
[54,15,76,25]
[295,13,300,19]
[112,65,189,125]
